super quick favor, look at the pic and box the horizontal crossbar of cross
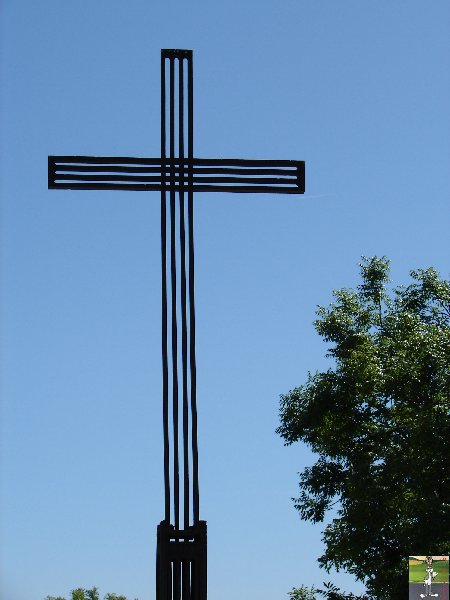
[48,156,305,194]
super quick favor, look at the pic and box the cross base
[156,520,207,600]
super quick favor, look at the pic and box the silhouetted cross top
[48,49,305,600]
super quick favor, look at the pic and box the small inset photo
[409,556,449,599]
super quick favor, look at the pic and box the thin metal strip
[49,182,163,190]
[182,561,190,600]
[54,174,167,182]
[51,155,302,168]
[189,166,297,176]
[173,559,181,600]
[50,155,162,165]
[48,156,56,189]
[169,55,180,531]
[54,166,298,176]
[191,157,300,167]
[161,49,171,524]
[192,184,303,193]
[297,159,306,194]
[187,51,200,526]
[49,182,304,193]
[54,175,298,186]
[57,165,164,173]
[178,55,190,531]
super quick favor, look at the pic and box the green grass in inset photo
[409,559,449,583]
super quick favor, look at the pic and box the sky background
[1,1,449,599]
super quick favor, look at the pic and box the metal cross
[48,48,305,600]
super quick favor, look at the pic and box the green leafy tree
[288,584,318,599]
[277,257,450,599]
[287,582,369,600]
[71,591,85,600]
[314,581,369,599]
[44,588,135,600]
[84,588,100,600]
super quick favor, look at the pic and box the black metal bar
[156,522,169,600]
[192,157,300,167]
[229,177,300,185]
[186,184,302,194]
[169,56,180,532]
[200,521,207,600]
[162,49,192,60]
[189,176,297,184]
[49,182,304,193]
[55,165,298,176]
[53,174,168,182]
[191,560,196,600]
[297,159,306,194]
[50,155,161,165]
[161,50,171,524]
[187,562,191,600]
[54,174,298,185]
[48,156,55,189]
[173,559,181,600]
[179,56,190,532]
[50,155,301,167]
[175,165,297,175]
[49,158,305,193]
[188,167,297,176]
[187,51,199,527]
[52,162,298,174]
[57,165,164,173]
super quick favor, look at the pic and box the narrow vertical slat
[187,52,200,525]
[297,160,306,194]
[169,56,180,531]
[48,156,55,188]
[156,522,171,600]
[156,532,161,600]
[168,560,173,600]
[190,559,196,600]
[200,522,207,600]
[178,56,190,531]
[173,559,181,600]
[161,52,171,524]
[182,560,190,600]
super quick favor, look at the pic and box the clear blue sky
[1,2,449,599]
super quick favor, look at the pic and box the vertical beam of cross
[161,49,199,534]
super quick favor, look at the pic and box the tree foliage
[288,584,318,600]
[288,581,370,600]
[45,587,133,600]
[277,257,450,599]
